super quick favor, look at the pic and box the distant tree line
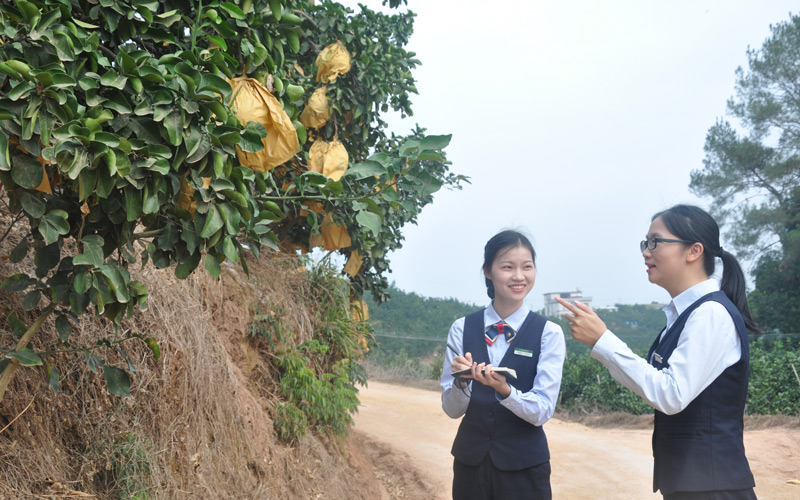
[367,287,800,415]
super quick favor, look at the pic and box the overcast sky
[335,0,796,312]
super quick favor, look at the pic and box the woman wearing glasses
[556,204,760,500]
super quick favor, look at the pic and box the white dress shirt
[591,279,742,415]
[441,303,566,426]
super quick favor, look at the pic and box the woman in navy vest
[441,229,566,500]
[556,204,761,500]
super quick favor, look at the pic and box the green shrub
[559,352,653,415]
[249,263,368,443]
[747,337,800,415]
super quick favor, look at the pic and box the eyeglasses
[639,237,695,252]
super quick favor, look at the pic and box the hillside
[0,210,403,499]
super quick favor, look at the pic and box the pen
[447,343,461,357]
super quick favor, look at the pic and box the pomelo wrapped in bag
[315,41,351,83]
[351,298,369,322]
[309,212,351,251]
[300,85,330,130]
[229,77,300,172]
[308,138,348,181]
[177,173,211,214]
[343,250,363,277]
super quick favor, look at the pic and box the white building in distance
[543,289,593,318]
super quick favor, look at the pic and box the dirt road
[353,381,800,500]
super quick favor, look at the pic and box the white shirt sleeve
[499,321,566,426]
[441,317,472,418]
[590,301,742,415]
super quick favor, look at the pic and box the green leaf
[7,314,27,336]
[6,348,43,366]
[10,238,28,263]
[185,137,211,164]
[35,242,60,272]
[73,238,105,267]
[10,153,43,189]
[219,2,245,19]
[163,111,183,146]
[55,315,72,342]
[100,70,127,90]
[204,253,221,277]
[73,271,92,294]
[72,18,99,29]
[84,351,103,373]
[7,81,35,101]
[39,210,70,245]
[269,0,282,20]
[125,186,143,221]
[20,192,45,218]
[102,365,131,397]
[346,160,385,180]
[44,360,60,395]
[1,273,34,292]
[97,264,131,303]
[419,134,452,151]
[206,35,228,52]
[239,122,267,152]
[200,205,224,238]
[0,132,9,171]
[222,236,238,262]
[175,251,201,279]
[23,289,41,310]
[356,211,382,236]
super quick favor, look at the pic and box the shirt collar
[484,302,529,332]
[665,279,720,317]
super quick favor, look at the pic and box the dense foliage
[691,13,800,333]
[747,336,800,415]
[249,262,371,442]
[0,0,464,400]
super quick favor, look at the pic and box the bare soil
[354,381,800,500]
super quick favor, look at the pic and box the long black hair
[653,204,761,333]
[482,230,536,299]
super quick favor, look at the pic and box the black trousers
[663,488,757,500]
[452,456,551,500]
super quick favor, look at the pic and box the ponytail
[719,250,761,333]
[654,204,762,333]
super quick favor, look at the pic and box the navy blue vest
[450,309,550,471]
[647,291,754,494]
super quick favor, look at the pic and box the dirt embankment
[354,381,800,500]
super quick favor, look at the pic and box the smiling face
[484,244,536,312]
[643,216,701,297]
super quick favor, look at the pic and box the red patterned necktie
[485,321,516,345]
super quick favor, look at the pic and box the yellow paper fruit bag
[300,85,330,130]
[315,41,351,83]
[307,138,348,181]
[343,250,363,277]
[177,173,211,214]
[309,212,351,251]
[351,298,369,322]
[229,77,300,172]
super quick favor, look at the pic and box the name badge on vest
[653,352,663,364]
[514,348,533,358]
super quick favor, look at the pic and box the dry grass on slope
[0,206,385,499]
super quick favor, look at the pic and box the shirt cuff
[590,329,624,361]
[496,385,517,403]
